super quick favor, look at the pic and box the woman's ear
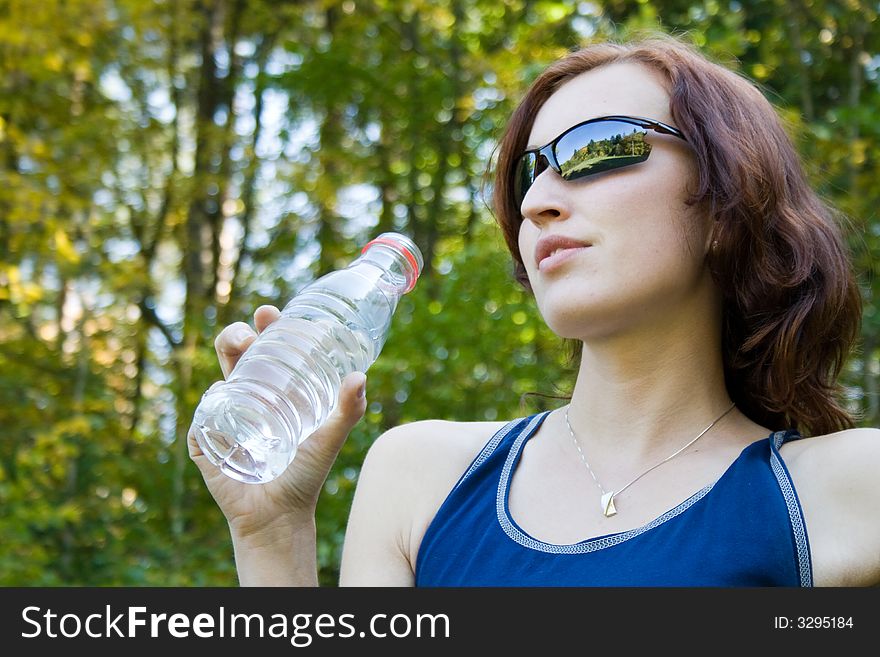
[703,218,720,257]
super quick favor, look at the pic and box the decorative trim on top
[453,415,527,492]
[770,430,813,587]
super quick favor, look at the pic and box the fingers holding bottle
[213,305,280,378]
[253,304,281,333]
[271,371,368,513]
[306,371,368,460]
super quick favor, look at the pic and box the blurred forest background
[1,0,878,585]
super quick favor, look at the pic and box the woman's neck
[564,309,746,465]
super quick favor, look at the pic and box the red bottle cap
[361,235,421,293]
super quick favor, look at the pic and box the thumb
[186,424,229,489]
[306,371,367,456]
[337,371,368,423]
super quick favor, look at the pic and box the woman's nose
[520,166,572,225]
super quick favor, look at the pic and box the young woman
[190,34,880,587]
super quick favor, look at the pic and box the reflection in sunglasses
[559,130,651,179]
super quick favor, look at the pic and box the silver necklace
[564,402,736,517]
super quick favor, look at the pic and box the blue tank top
[415,411,812,587]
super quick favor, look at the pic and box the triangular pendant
[601,491,617,517]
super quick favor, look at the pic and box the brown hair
[493,33,863,437]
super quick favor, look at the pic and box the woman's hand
[188,304,368,544]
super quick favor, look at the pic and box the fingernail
[356,376,366,399]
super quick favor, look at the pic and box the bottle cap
[362,232,423,293]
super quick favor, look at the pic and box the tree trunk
[224,33,276,317]
[316,7,344,277]
[173,0,226,551]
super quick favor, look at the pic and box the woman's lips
[534,234,593,271]
[537,245,592,272]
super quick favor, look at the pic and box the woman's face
[517,61,713,341]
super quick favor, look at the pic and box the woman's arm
[339,418,504,586]
[339,420,448,586]
[230,515,319,586]
[338,425,423,586]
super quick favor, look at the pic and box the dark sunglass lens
[555,121,652,181]
[513,151,537,206]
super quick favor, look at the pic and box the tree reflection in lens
[559,127,651,180]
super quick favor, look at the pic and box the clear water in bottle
[188,232,423,484]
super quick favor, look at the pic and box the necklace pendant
[601,491,617,517]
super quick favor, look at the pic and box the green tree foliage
[0,0,876,585]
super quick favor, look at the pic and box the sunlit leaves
[1,0,877,586]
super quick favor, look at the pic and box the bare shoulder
[339,417,510,585]
[362,418,511,526]
[374,418,512,547]
[780,426,880,479]
[780,426,880,586]
[366,417,510,478]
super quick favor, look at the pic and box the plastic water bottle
[188,232,423,484]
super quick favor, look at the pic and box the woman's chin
[537,298,615,337]
[541,316,615,343]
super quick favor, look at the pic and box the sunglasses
[513,115,687,207]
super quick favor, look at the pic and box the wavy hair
[492,33,863,437]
